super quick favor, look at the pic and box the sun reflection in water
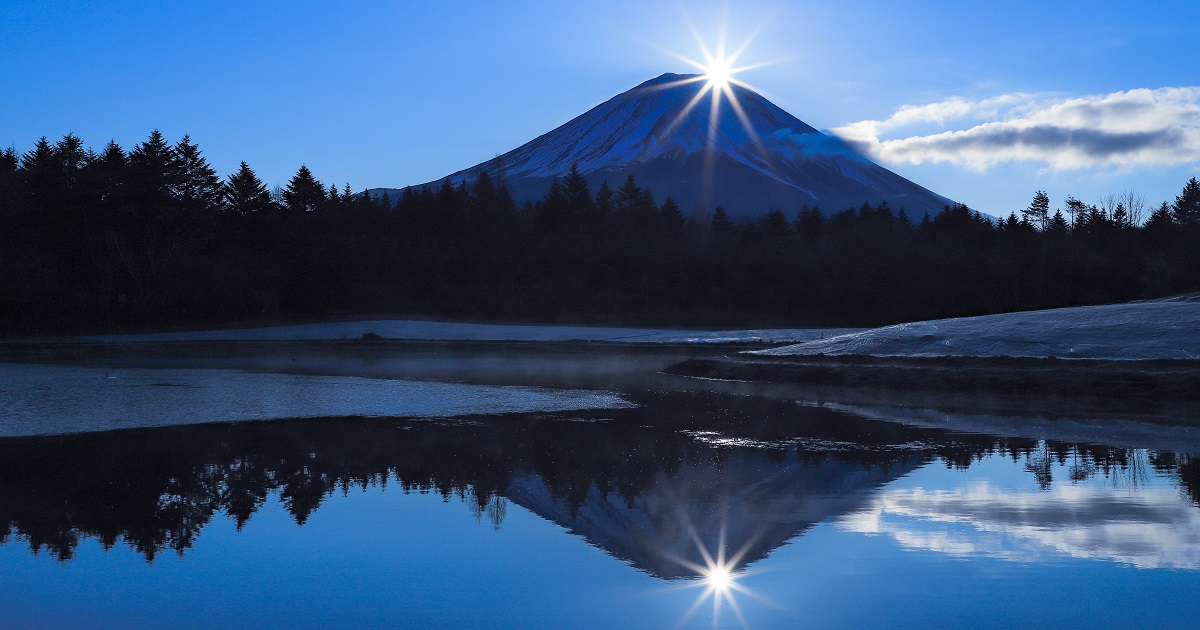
[670,529,768,629]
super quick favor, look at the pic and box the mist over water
[2,347,1199,628]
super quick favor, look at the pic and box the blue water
[1,358,1198,628]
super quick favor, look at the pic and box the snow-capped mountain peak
[381,73,952,217]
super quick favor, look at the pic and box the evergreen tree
[595,181,614,216]
[711,206,734,232]
[1171,176,1200,225]
[128,129,181,199]
[0,147,19,213]
[283,165,325,213]
[660,196,684,230]
[562,164,594,215]
[1022,190,1050,230]
[20,137,60,210]
[1063,196,1088,228]
[53,133,88,183]
[224,162,272,214]
[92,141,129,189]
[1111,203,1129,229]
[794,205,825,243]
[1047,209,1069,234]
[1144,201,1175,240]
[763,209,789,234]
[614,175,642,213]
[173,135,223,213]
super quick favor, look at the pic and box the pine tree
[53,133,88,182]
[562,164,594,215]
[614,175,642,213]
[1047,209,1069,234]
[1063,196,1087,229]
[711,206,734,233]
[660,196,684,230]
[283,165,325,213]
[173,135,223,213]
[0,147,19,213]
[128,129,181,198]
[19,137,60,210]
[1022,190,1050,230]
[794,205,825,243]
[1171,176,1200,225]
[1144,201,1175,238]
[224,161,272,214]
[763,208,789,234]
[595,181,614,216]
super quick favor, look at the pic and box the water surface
[2,353,1198,628]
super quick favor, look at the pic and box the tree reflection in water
[0,390,1196,576]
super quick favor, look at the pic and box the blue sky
[3,0,1199,216]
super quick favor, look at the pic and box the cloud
[831,88,1200,170]
[839,482,1200,569]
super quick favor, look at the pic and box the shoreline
[664,353,1200,407]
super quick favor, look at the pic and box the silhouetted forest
[3,131,1200,334]
[2,391,1191,562]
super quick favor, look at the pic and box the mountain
[505,450,921,579]
[375,73,952,218]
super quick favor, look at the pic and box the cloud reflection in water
[841,480,1200,569]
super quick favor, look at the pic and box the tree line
[4,390,1188,562]
[2,131,1199,334]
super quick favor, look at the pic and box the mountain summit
[381,73,951,218]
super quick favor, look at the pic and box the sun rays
[663,525,774,629]
[647,10,781,154]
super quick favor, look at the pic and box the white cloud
[840,481,1200,569]
[832,88,1200,170]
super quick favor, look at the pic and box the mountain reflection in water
[1,391,1198,580]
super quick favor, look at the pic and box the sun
[702,58,734,90]
[648,11,781,147]
[702,563,734,592]
[668,529,767,629]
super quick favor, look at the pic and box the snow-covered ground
[753,296,1200,360]
[0,364,632,438]
[85,320,858,345]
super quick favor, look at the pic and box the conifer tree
[711,206,734,232]
[283,165,325,213]
[128,130,181,198]
[1171,176,1200,225]
[1063,197,1087,229]
[1047,209,1069,234]
[19,137,59,210]
[794,205,825,243]
[53,133,88,183]
[614,175,643,213]
[1022,190,1050,230]
[224,161,272,215]
[562,164,593,215]
[0,147,19,213]
[173,135,223,213]
[660,196,684,230]
[1144,201,1175,238]
[595,181,614,216]
[763,209,789,234]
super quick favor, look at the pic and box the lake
[1,346,1198,628]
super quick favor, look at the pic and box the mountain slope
[377,73,952,218]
